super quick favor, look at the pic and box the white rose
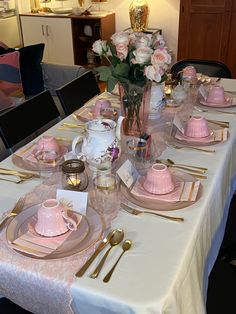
[92,40,108,56]
[153,34,166,49]
[132,47,153,64]
[135,34,152,48]
[111,31,130,46]
[144,65,162,82]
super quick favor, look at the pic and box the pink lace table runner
[0,176,102,314]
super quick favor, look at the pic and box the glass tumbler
[92,173,120,227]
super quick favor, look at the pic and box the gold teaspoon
[90,229,124,279]
[103,240,132,283]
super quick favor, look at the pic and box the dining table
[0,78,236,314]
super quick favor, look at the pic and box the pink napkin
[131,177,200,202]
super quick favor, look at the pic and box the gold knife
[75,230,116,277]
[0,168,40,178]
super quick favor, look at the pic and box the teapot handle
[72,134,85,158]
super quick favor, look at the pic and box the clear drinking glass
[92,173,120,227]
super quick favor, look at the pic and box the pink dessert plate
[120,170,202,211]
[12,144,68,172]
[6,204,104,259]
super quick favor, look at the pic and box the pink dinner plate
[120,170,202,211]
[6,204,105,259]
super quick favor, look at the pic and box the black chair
[171,59,232,79]
[56,70,101,116]
[0,90,61,153]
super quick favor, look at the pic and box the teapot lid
[88,119,116,131]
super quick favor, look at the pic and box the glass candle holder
[61,159,88,191]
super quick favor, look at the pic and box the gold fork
[120,203,184,222]
[0,197,25,230]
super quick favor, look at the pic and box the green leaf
[94,66,112,81]
[114,63,130,77]
[107,76,118,92]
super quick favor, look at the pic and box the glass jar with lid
[61,159,88,191]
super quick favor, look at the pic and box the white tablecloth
[0,79,236,314]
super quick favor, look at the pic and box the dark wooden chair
[0,90,61,154]
[171,59,232,80]
[56,70,101,116]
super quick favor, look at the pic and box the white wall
[16,0,180,60]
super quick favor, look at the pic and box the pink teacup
[143,163,175,195]
[36,135,60,154]
[35,136,61,162]
[206,86,225,104]
[92,98,111,118]
[35,199,77,237]
[185,115,210,138]
[182,66,197,79]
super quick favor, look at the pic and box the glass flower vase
[119,81,151,137]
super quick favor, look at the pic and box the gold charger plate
[120,170,202,211]
[6,204,104,259]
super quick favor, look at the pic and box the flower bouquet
[92,31,172,135]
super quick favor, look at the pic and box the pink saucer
[30,145,68,164]
[133,176,182,202]
[175,128,215,143]
[200,97,234,108]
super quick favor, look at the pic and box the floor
[1,196,236,314]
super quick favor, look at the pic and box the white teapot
[72,119,120,166]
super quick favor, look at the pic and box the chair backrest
[171,59,232,79]
[56,70,101,116]
[0,90,61,152]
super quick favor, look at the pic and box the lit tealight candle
[67,176,81,187]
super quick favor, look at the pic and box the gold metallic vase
[129,0,149,32]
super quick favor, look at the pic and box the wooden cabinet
[71,13,115,66]
[19,15,74,65]
[19,13,116,67]
[177,0,236,78]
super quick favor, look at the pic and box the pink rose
[115,43,128,61]
[151,48,171,66]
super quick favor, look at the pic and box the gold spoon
[103,239,132,283]
[156,159,205,174]
[75,229,117,277]
[89,228,124,279]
